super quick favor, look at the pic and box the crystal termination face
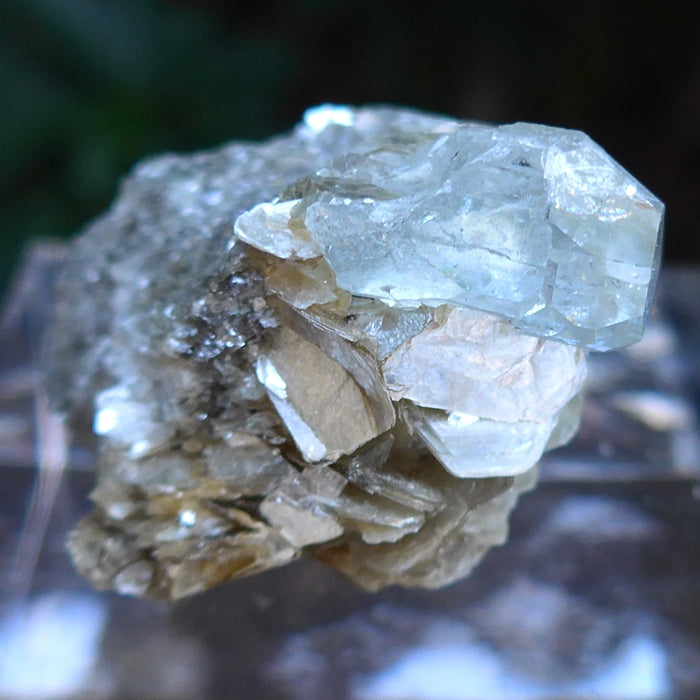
[48,105,663,600]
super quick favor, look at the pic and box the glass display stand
[1,249,698,699]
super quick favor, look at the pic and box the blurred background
[1,0,699,291]
[2,4,700,697]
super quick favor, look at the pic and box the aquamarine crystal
[236,110,664,351]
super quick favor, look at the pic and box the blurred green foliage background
[2,0,698,290]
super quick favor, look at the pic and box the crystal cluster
[48,105,664,599]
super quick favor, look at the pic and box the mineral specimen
[48,105,664,599]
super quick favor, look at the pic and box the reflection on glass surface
[0,593,107,698]
[1,252,699,699]
[352,622,670,699]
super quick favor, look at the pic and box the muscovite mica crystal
[48,105,664,599]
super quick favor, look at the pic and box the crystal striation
[48,105,663,600]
